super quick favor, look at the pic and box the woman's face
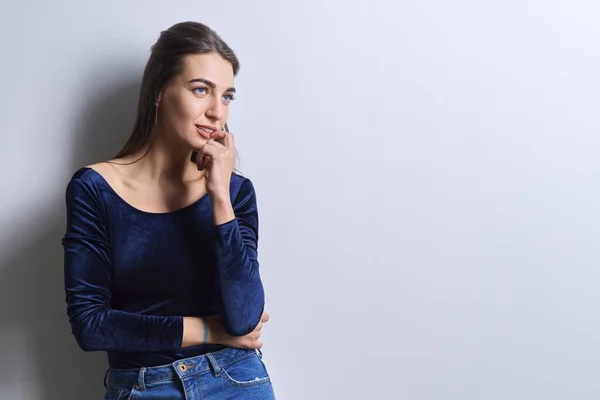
[157,53,236,150]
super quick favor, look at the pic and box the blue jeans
[104,347,276,399]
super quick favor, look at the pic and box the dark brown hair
[114,21,240,159]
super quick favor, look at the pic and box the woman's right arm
[63,176,205,352]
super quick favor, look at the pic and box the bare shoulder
[85,159,130,191]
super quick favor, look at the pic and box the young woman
[62,21,275,399]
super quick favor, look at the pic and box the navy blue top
[62,167,265,369]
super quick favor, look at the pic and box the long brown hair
[114,21,240,159]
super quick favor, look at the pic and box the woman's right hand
[206,312,269,349]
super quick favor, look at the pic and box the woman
[62,21,275,399]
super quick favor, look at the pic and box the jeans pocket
[220,353,271,388]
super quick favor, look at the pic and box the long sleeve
[213,178,265,336]
[62,177,183,352]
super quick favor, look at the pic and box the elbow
[67,308,108,352]
[225,322,259,337]
[77,339,99,352]
[71,326,102,352]
[223,299,266,337]
[218,273,266,336]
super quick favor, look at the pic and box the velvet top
[62,167,265,369]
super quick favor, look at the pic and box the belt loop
[103,368,110,389]
[137,367,147,391]
[206,353,222,377]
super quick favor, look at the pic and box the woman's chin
[188,135,209,150]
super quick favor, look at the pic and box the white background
[1,0,599,399]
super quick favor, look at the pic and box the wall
[1,0,599,398]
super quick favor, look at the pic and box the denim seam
[218,353,271,388]
[221,369,271,388]
[216,352,256,369]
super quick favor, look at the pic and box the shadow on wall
[0,69,141,399]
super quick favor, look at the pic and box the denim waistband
[104,347,261,390]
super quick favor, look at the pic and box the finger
[261,312,270,323]
[194,150,203,164]
[194,138,216,153]
[195,151,205,170]
[200,140,225,156]
[210,130,227,145]
[198,155,210,171]
[210,129,227,139]
[244,337,256,349]
[195,147,212,170]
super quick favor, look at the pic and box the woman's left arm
[199,130,266,337]
[211,178,265,337]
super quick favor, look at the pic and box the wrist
[204,316,224,345]
[182,317,203,347]
[208,189,230,204]
[182,317,218,347]
[211,196,235,225]
[201,318,210,344]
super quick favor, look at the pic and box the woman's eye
[223,94,236,103]
[193,87,207,95]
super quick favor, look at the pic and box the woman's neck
[126,134,203,184]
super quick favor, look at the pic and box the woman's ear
[155,92,162,107]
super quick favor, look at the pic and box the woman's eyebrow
[189,78,235,93]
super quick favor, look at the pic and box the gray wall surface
[1,0,599,398]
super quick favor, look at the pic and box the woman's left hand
[196,130,236,201]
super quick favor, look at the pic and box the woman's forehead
[180,53,235,87]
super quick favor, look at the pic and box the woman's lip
[196,126,212,138]
[196,124,218,131]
